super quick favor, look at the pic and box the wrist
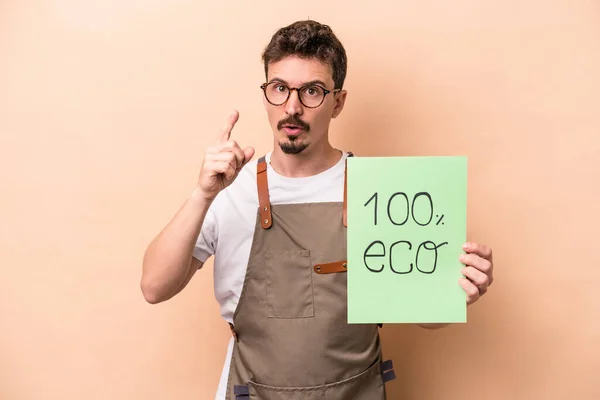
[189,186,215,208]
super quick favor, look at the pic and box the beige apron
[225,154,396,400]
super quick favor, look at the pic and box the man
[141,20,494,400]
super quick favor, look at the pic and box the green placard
[347,156,467,324]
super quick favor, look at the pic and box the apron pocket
[265,249,314,319]
[247,356,385,400]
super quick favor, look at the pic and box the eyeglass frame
[260,81,341,109]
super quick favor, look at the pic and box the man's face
[263,55,346,155]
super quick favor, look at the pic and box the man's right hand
[197,110,255,201]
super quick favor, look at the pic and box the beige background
[1,1,599,399]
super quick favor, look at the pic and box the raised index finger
[217,110,240,143]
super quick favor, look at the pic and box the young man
[141,20,494,400]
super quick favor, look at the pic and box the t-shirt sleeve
[193,207,218,264]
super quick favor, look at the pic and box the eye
[275,85,287,92]
[303,86,322,97]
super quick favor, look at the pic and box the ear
[331,90,347,119]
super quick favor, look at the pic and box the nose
[284,88,304,116]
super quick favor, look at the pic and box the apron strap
[258,152,353,230]
[257,156,272,229]
[314,260,347,274]
[343,152,354,227]
[228,322,238,341]
[381,359,396,383]
[234,384,249,399]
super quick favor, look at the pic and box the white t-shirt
[193,150,350,399]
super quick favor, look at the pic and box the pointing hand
[197,111,255,201]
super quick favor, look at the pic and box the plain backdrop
[1,1,599,399]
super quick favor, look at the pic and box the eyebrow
[268,77,329,87]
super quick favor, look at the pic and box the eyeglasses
[260,82,340,108]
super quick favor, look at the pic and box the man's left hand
[459,242,494,305]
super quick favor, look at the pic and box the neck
[270,141,342,178]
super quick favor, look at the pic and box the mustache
[277,116,310,132]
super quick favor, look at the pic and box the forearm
[141,188,212,303]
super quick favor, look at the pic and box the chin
[279,140,309,155]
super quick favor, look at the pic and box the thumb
[242,146,255,165]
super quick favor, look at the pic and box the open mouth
[282,125,304,135]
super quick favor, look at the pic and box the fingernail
[462,242,470,250]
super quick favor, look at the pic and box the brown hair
[261,20,348,89]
